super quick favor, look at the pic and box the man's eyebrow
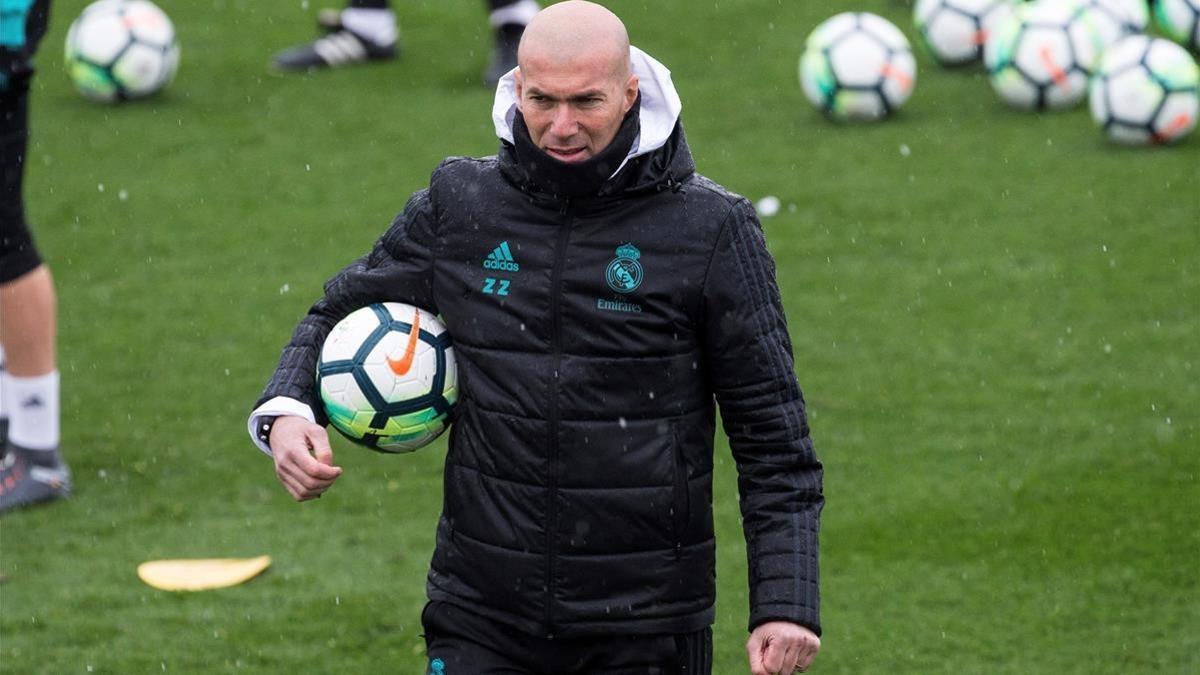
[526,87,608,101]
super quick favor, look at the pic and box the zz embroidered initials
[482,278,510,296]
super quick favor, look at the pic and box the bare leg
[0,264,57,377]
[0,263,69,512]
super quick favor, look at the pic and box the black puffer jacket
[258,114,822,640]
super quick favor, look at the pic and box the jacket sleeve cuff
[749,605,822,637]
[247,396,317,457]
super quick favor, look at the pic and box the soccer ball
[317,303,458,453]
[64,0,180,102]
[1088,35,1200,144]
[914,0,1018,66]
[1071,0,1147,41]
[1155,0,1200,50]
[985,0,1120,110]
[1097,0,1151,31]
[799,12,917,120]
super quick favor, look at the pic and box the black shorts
[1,77,41,284]
[421,601,713,675]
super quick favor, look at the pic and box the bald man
[250,3,822,673]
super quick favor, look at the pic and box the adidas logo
[20,395,44,409]
[483,241,520,272]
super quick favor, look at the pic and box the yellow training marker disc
[137,555,272,591]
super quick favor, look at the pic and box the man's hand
[747,621,820,675]
[269,416,342,501]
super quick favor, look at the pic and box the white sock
[490,0,539,28]
[4,370,60,451]
[341,8,398,47]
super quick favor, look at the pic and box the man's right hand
[269,416,343,501]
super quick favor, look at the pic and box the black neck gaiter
[511,95,641,198]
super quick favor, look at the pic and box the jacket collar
[508,95,642,199]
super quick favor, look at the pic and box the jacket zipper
[544,199,573,637]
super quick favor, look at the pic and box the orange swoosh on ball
[880,62,913,92]
[1154,114,1193,144]
[1039,45,1069,89]
[386,312,421,376]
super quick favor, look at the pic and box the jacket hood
[491,46,695,201]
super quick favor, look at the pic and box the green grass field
[2,0,1197,672]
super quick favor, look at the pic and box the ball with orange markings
[986,1,1086,110]
[799,12,918,121]
[64,0,179,103]
[1089,34,1200,145]
[914,0,1019,66]
[317,303,458,453]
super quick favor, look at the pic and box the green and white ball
[1094,0,1151,32]
[985,0,1110,110]
[1089,34,1200,144]
[317,303,458,453]
[914,0,1018,66]
[64,0,179,102]
[1070,0,1143,43]
[799,12,917,121]
[1155,0,1200,50]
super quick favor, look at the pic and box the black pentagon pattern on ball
[1098,39,1200,143]
[72,3,176,101]
[819,12,912,117]
[1062,1,1108,77]
[943,1,988,63]
[1082,0,1137,33]
[921,0,1008,64]
[999,13,1089,111]
[317,303,454,447]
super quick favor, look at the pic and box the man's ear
[514,68,525,113]
[623,74,640,114]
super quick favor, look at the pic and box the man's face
[515,53,639,163]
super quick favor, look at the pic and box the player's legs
[270,0,398,72]
[483,0,540,88]
[0,266,56,375]
[0,78,70,514]
[271,0,539,85]
[1,79,52,375]
[315,0,390,31]
[488,0,539,18]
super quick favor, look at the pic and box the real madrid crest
[605,243,644,294]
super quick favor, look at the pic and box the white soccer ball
[317,303,458,453]
[1089,34,1200,145]
[64,0,180,102]
[985,0,1120,110]
[1096,0,1151,31]
[1070,0,1142,45]
[1155,0,1200,51]
[799,12,917,121]
[914,0,1019,66]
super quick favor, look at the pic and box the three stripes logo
[483,241,520,272]
[312,31,369,66]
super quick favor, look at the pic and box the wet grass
[1,0,1197,672]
